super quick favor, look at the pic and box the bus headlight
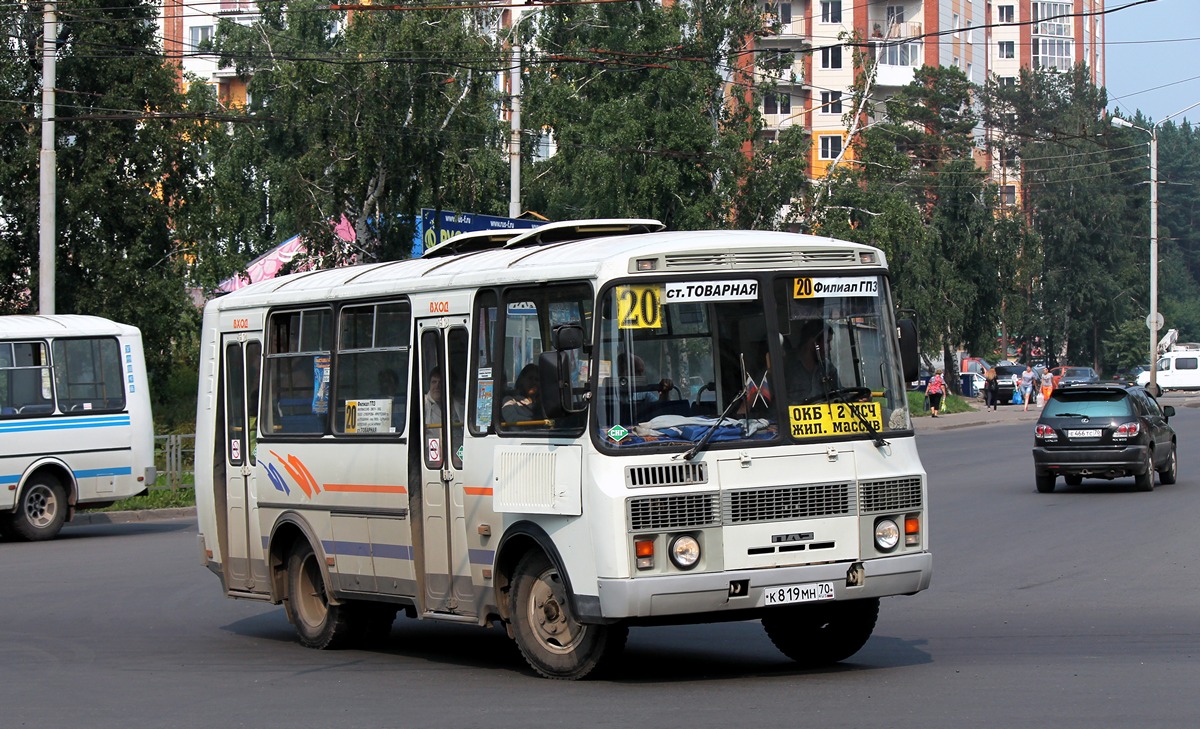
[874,518,900,552]
[669,534,701,570]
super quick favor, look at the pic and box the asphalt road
[2,404,1198,728]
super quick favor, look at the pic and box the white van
[1137,346,1200,392]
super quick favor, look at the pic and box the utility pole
[39,0,57,314]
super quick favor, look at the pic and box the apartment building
[754,0,1105,181]
[160,0,257,106]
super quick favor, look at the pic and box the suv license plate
[760,581,835,607]
[1069,429,1102,438]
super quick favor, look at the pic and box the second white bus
[0,315,156,541]
[195,220,931,678]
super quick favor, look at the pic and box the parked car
[1032,384,1177,493]
[993,364,1026,404]
[1053,366,1100,387]
[909,368,932,392]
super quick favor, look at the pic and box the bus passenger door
[222,332,264,592]
[415,318,473,616]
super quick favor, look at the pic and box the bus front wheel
[762,597,879,668]
[6,477,67,542]
[509,551,627,680]
[284,541,354,649]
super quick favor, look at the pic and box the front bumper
[1032,445,1149,477]
[594,552,932,619]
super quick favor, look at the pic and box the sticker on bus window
[344,399,393,434]
[788,402,883,439]
[427,437,441,463]
[664,280,758,303]
[616,286,662,330]
[793,277,879,299]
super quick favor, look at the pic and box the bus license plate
[760,581,835,606]
[1069,429,1102,438]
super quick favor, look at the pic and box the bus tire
[8,476,67,542]
[761,597,879,668]
[284,541,354,649]
[509,550,627,680]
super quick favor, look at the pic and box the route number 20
[616,286,662,330]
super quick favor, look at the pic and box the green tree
[521,1,808,229]
[208,0,508,270]
[0,0,208,425]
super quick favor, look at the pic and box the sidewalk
[913,392,1200,433]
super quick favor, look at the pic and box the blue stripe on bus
[0,416,131,434]
[72,467,133,479]
[253,537,493,566]
[468,549,495,565]
[0,466,132,484]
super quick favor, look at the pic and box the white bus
[0,315,156,541]
[195,220,931,679]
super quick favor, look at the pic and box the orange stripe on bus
[323,483,408,494]
[463,487,493,496]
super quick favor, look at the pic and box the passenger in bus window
[424,367,463,427]
[501,364,541,425]
[783,320,841,403]
[617,353,673,404]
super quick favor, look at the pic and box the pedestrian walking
[1020,364,1036,412]
[926,368,947,417]
[983,367,1000,411]
[1039,367,1055,408]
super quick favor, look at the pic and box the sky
[1105,0,1200,126]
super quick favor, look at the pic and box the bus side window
[334,300,411,436]
[52,337,125,414]
[265,308,332,435]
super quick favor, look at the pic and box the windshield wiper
[828,389,889,449]
[675,386,747,461]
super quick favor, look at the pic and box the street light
[1111,100,1200,392]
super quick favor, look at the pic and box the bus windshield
[595,273,911,451]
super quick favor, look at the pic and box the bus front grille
[628,493,721,531]
[859,477,923,513]
[722,482,855,524]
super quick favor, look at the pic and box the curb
[67,506,196,527]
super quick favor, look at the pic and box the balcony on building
[758,2,805,39]
[867,19,922,87]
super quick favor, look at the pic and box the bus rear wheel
[509,551,627,680]
[762,597,879,668]
[284,541,354,649]
[6,477,67,542]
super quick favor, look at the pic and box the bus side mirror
[898,318,919,383]
[539,324,587,418]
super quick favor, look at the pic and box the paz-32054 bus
[194,220,930,679]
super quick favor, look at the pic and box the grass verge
[92,487,196,512]
[907,390,977,416]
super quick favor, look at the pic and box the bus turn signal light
[635,538,655,569]
[905,515,920,547]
